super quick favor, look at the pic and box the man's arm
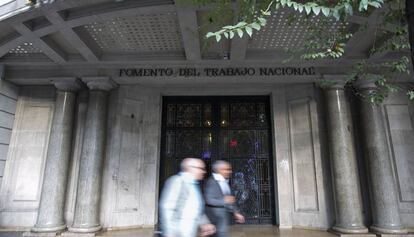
[227,194,239,213]
[229,190,245,223]
[159,176,182,237]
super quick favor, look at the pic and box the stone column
[324,77,368,234]
[357,82,407,235]
[31,78,82,234]
[68,78,117,234]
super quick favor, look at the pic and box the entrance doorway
[160,96,275,224]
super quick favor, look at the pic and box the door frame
[158,95,277,225]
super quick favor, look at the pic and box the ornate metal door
[160,96,275,224]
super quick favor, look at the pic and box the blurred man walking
[159,158,215,237]
[204,160,245,237]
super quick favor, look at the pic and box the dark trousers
[206,207,230,237]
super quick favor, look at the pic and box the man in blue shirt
[159,158,215,237]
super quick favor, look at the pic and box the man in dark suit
[204,160,245,237]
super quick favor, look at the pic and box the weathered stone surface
[52,78,84,92]
[0,86,55,227]
[61,231,99,237]
[81,77,117,91]
[373,234,414,237]
[324,81,367,234]
[32,91,77,233]
[69,90,109,233]
[1,83,413,231]
[358,85,407,234]
[64,90,88,226]
[23,231,60,236]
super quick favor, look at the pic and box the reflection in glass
[229,130,255,158]
[219,130,229,158]
[176,130,201,157]
[230,103,256,127]
[257,103,267,125]
[166,104,175,127]
[202,132,213,160]
[176,104,202,127]
[203,104,212,127]
[204,120,212,127]
[220,103,229,127]
[232,159,259,220]
[165,130,175,157]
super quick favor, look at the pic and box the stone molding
[322,74,348,90]
[81,77,118,91]
[51,77,84,92]
[354,80,377,91]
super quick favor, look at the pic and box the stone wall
[0,83,335,229]
[1,83,412,231]
[99,85,161,228]
[382,91,414,229]
[272,84,333,229]
[0,80,19,190]
[0,86,54,227]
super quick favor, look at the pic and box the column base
[332,226,370,234]
[372,235,414,237]
[23,232,60,237]
[67,225,102,234]
[329,228,375,237]
[61,232,99,237]
[370,225,408,235]
[30,224,67,233]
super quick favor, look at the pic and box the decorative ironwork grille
[160,96,275,224]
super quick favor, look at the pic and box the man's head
[181,158,206,181]
[212,160,232,179]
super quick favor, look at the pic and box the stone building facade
[0,0,413,236]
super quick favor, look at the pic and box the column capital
[321,74,348,90]
[354,79,377,91]
[82,77,118,91]
[50,77,84,92]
